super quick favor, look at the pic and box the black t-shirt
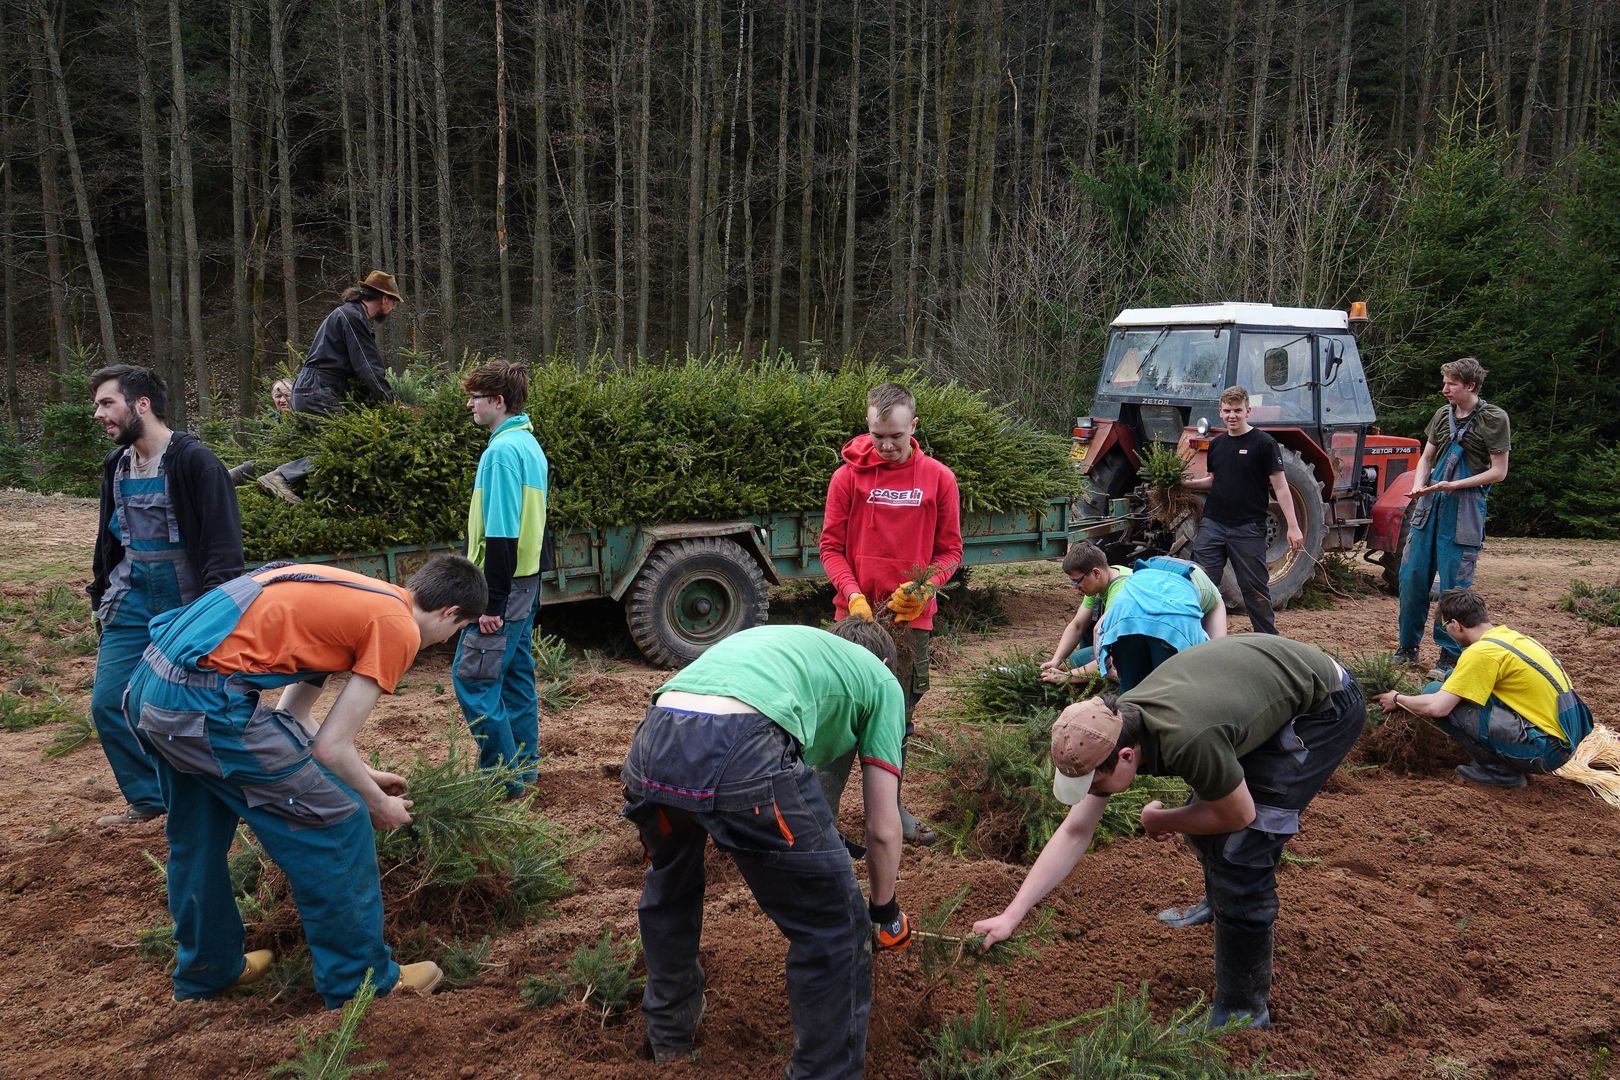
[1202,428,1284,526]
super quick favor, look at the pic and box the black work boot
[1157,896,1213,928]
[1209,923,1273,1031]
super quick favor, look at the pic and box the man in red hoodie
[818,382,963,845]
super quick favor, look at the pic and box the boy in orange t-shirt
[124,556,485,1009]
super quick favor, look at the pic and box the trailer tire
[625,537,770,668]
[1213,448,1327,614]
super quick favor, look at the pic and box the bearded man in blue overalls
[87,366,242,828]
[1394,357,1511,677]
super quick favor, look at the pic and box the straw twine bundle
[1553,724,1620,810]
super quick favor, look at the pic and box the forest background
[1,0,1618,537]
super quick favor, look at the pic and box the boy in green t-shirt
[621,622,911,1076]
[1376,588,1582,788]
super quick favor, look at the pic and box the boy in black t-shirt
[1181,386,1303,635]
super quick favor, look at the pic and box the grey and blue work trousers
[1190,671,1366,935]
[622,706,872,1080]
[1193,517,1277,636]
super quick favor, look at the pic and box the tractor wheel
[624,537,770,668]
[1376,501,1415,595]
[1212,448,1327,614]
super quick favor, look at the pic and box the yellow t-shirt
[1442,627,1571,742]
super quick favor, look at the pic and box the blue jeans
[453,578,540,795]
[1426,682,1571,773]
[623,707,871,1079]
[91,620,165,814]
[1192,672,1366,934]
[127,664,398,1008]
[1398,499,1480,663]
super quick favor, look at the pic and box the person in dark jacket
[257,271,403,502]
[87,365,243,827]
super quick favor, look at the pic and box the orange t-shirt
[203,565,422,693]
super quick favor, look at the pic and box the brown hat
[1049,698,1123,804]
[359,270,403,303]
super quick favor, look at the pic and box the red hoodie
[820,434,963,631]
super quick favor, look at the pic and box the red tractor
[1069,302,1420,610]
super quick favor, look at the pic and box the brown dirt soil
[0,490,1616,1079]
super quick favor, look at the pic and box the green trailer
[287,496,1101,667]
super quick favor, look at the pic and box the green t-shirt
[658,625,907,773]
[1423,401,1511,477]
[1122,636,1343,801]
[1082,566,1134,614]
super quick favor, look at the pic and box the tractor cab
[1071,302,1421,607]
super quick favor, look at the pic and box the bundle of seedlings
[951,647,1112,726]
[875,562,956,694]
[1337,649,1465,774]
[518,929,645,1024]
[1296,551,1378,609]
[923,709,1068,862]
[369,726,581,931]
[236,353,1080,559]
[909,886,1055,985]
[1136,442,1198,531]
[1559,575,1620,631]
[921,981,1311,1080]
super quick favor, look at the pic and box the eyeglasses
[1066,575,1088,589]
[467,394,493,402]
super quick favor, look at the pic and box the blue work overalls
[1399,406,1492,663]
[91,451,204,815]
[125,570,405,1008]
[452,574,540,794]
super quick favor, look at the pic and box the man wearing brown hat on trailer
[971,635,1365,1031]
[258,271,404,503]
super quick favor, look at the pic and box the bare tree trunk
[1415,0,1440,157]
[167,145,186,417]
[923,1,959,359]
[531,4,556,358]
[1334,0,1355,131]
[609,0,628,364]
[1281,0,1308,167]
[361,3,384,268]
[406,1,425,315]
[634,0,654,356]
[132,0,170,383]
[1085,0,1103,169]
[841,0,862,352]
[766,3,792,356]
[887,0,909,325]
[569,0,594,357]
[1217,2,1239,145]
[337,20,362,272]
[39,0,121,367]
[700,0,725,351]
[739,1,757,354]
[904,3,930,357]
[28,10,70,381]
[685,0,706,349]
[170,0,208,415]
[496,0,514,358]
[1553,0,1572,159]
[1513,0,1551,173]
[975,3,999,265]
[796,0,823,355]
[230,0,254,412]
[1,6,18,428]
[431,0,457,362]
[1030,4,1055,206]
[1246,0,1277,190]
[268,0,297,354]
[961,12,984,266]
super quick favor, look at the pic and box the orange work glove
[886,581,936,623]
[847,592,874,622]
[870,898,912,951]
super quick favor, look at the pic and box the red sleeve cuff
[859,755,902,778]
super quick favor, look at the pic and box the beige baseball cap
[1049,698,1123,805]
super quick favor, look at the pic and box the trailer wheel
[1213,448,1327,613]
[625,537,770,668]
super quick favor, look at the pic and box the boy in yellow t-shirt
[1374,587,1579,788]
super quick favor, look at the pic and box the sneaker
[256,472,303,504]
[231,949,275,990]
[397,960,444,995]
[1455,762,1527,789]
[95,807,162,828]
[1390,648,1419,665]
[226,459,258,484]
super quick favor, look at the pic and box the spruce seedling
[520,930,645,1023]
[42,714,97,759]
[437,935,497,987]
[911,886,1056,984]
[269,970,387,1080]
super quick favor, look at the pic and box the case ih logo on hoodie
[867,486,924,507]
